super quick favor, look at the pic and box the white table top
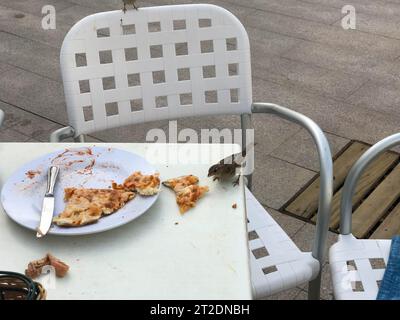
[0,143,252,300]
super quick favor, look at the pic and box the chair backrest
[60,4,252,136]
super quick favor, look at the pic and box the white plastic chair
[329,133,400,300]
[51,4,333,299]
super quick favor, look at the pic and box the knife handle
[46,166,59,196]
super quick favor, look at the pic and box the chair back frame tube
[0,109,4,127]
[252,103,333,299]
[340,133,400,235]
[240,113,253,190]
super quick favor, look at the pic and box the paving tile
[0,5,69,48]
[266,263,334,300]
[179,111,301,156]
[248,27,301,60]
[252,155,315,210]
[66,0,155,10]
[263,287,303,300]
[92,120,170,143]
[56,4,105,27]
[252,114,301,156]
[292,223,338,259]
[224,0,341,24]
[0,67,67,123]
[0,0,74,17]
[332,11,400,40]
[149,0,257,24]
[210,0,259,24]
[271,129,350,172]
[246,10,400,61]
[0,126,31,142]
[300,0,400,19]
[57,1,159,27]
[0,62,12,74]
[35,123,104,142]
[320,262,334,300]
[282,39,400,86]
[294,289,309,300]
[264,206,306,238]
[345,80,400,117]
[251,55,365,101]
[252,78,400,146]
[0,101,60,140]
[281,40,385,80]
[0,30,61,81]
[295,262,334,300]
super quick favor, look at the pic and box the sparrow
[208,143,255,186]
[123,0,138,13]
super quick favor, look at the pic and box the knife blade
[36,166,59,238]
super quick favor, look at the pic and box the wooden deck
[282,141,400,239]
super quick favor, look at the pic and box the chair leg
[0,109,4,127]
[308,273,322,300]
[74,134,86,142]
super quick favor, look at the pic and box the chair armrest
[50,126,76,142]
[251,102,333,265]
[340,133,400,235]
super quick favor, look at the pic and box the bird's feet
[233,175,241,187]
[122,5,127,13]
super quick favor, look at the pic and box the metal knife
[36,166,59,238]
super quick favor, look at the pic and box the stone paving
[1,0,400,299]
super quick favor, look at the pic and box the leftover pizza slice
[113,171,160,196]
[175,184,209,214]
[53,187,135,227]
[162,175,199,192]
[162,175,209,213]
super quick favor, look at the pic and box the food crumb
[174,222,179,225]
[232,203,237,209]
[25,253,69,279]
[25,170,41,179]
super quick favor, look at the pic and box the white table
[0,143,252,299]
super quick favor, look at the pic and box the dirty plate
[0,147,159,236]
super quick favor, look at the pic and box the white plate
[0,146,160,236]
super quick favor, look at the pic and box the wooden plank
[352,164,400,238]
[370,202,400,239]
[285,142,368,218]
[311,151,399,228]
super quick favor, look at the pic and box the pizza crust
[53,188,135,227]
